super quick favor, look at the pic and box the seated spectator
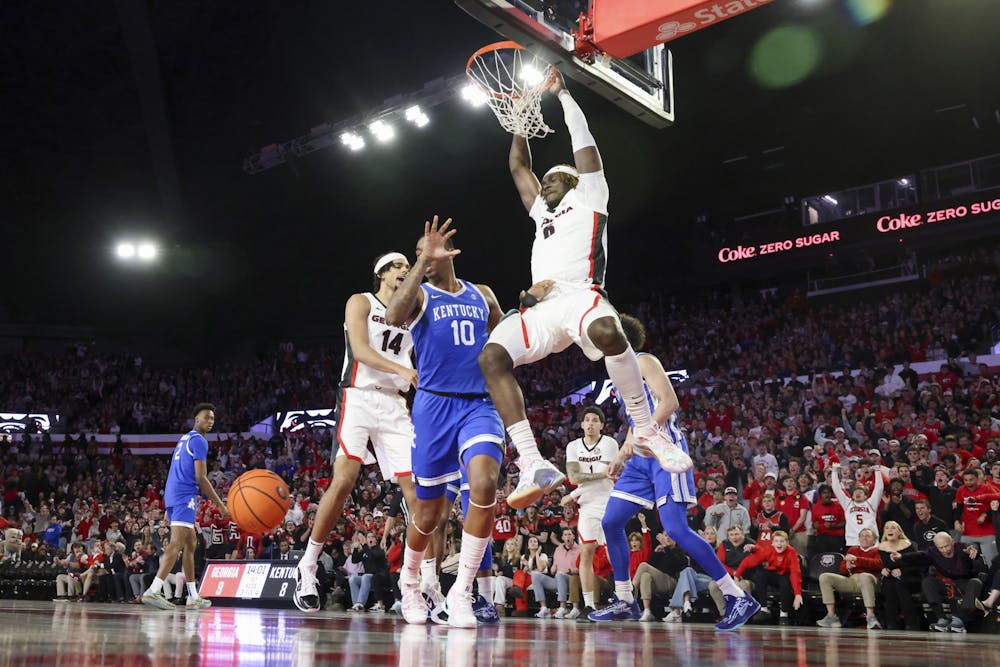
[894,531,987,633]
[633,532,687,622]
[708,525,756,605]
[53,542,87,601]
[978,550,1000,615]
[815,527,883,629]
[532,528,579,618]
[877,521,922,631]
[751,493,789,544]
[492,536,522,615]
[78,542,106,601]
[351,532,391,613]
[953,468,1000,566]
[734,531,803,625]
[345,534,370,612]
[519,536,548,616]
[127,540,154,603]
[663,526,726,623]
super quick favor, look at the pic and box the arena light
[339,131,365,152]
[405,105,430,128]
[116,242,136,260]
[368,120,395,143]
[460,83,489,107]
[519,64,545,87]
[137,242,158,261]
[823,195,839,205]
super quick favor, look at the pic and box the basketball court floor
[6,599,1000,666]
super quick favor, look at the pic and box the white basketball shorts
[486,286,619,367]
[335,386,413,481]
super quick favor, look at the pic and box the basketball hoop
[466,41,555,139]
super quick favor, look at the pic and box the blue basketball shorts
[610,436,697,509]
[166,496,198,528]
[411,391,505,501]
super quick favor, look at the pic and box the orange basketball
[227,469,291,534]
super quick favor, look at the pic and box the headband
[373,252,407,275]
[543,165,579,180]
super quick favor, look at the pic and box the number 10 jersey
[339,292,414,392]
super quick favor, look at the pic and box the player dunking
[587,316,760,631]
[295,252,429,613]
[477,70,691,510]
[386,216,529,627]
[142,403,229,611]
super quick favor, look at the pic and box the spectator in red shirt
[815,527,883,629]
[954,468,1000,565]
[734,531,803,625]
[809,484,846,558]
[776,475,810,554]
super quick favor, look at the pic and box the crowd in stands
[0,245,999,629]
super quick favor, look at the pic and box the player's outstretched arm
[638,353,679,428]
[346,293,417,387]
[549,70,602,175]
[510,135,541,212]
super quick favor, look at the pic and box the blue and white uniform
[601,353,725,584]
[409,280,505,500]
[164,430,208,528]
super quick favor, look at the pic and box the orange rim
[466,40,553,100]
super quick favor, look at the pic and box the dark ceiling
[2,0,999,354]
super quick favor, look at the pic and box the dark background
[3,0,999,358]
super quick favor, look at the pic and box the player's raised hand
[422,216,461,261]
[547,67,565,94]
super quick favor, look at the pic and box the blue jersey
[164,430,208,507]
[410,280,491,394]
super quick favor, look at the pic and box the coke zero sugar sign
[875,197,1000,233]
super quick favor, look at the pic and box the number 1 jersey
[339,293,414,392]
[409,280,490,395]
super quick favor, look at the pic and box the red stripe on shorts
[519,307,530,348]
[336,389,364,463]
[578,293,601,337]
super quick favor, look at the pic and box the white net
[466,43,554,139]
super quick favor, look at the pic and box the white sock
[583,591,595,608]
[779,611,789,618]
[507,420,540,462]
[614,580,634,604]
[186,583,199,599]
[300,539,323,571]
[683,600,692,613]
[402,545,424,585]
[477,576,494,601]
[421,558,439,588]
[455,532,490,596]
[715,573,745,598]
[147,577,164,595]
[604,346,652,431]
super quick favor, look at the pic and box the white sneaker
[535,607,552,619]
[446,586,477,628]
[371,601,386,613]
[508,458,566,510]
[663,609,682,623]
[185,596,212,610]
[553,607,567,619]
[635,425,692,473]
[293,563,320,613]
[141,591,175,611]
[565,607,581,620]
[421,581,448,625]
[401,580,429,625]
[639,609,656,622]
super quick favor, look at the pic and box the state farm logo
[657,21,696,41]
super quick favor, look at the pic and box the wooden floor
[6,600,1000,666]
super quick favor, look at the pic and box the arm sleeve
[558,90,595,154]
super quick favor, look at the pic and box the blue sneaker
[714,593,761,632]
[471,594,500,624]
[587,596,641,622]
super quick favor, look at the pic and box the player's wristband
[519,292,539,308]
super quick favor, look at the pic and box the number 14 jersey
[339,293,414,392]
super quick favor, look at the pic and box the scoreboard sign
[199,561,298,606]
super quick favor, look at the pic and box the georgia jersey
[339,293,414,392]
[529,171,610,289]
[566,434,618,504]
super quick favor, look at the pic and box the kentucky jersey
[409,280,491,394]
[165,430,207,507]
[339,293,414,392]
[529,171,610,289]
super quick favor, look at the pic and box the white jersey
[831,468,884,546]
[339,293,414,392]
[529,171,610,289]
[566,434,618,505]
